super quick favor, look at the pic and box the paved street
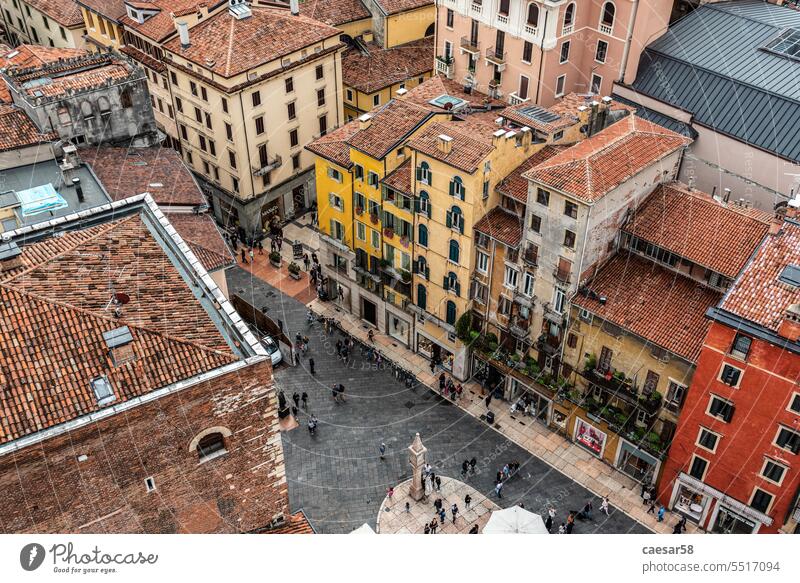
[228,267,649,534]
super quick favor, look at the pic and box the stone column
[408,432,428,501]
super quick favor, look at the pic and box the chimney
[778,304,800,342]
[769,216,783,235]
[72,177,84,202]
[787,191,800,219]
[177,21,190,49]
[492,128,505,146]
[103,326,136,366]
[290,0,299,15]
[723,188,731,203]
[358,113,372,130]
[437,134,453,155]
[396,87,408,97]
[0,241,23,273]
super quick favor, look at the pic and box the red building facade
[659,221,800,534]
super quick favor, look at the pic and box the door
[495,30,505,57]
[470,19,479,45]
[362,299,377,326]
[292,185,305,214]
[519,75,529,100]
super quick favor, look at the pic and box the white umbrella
[350,523,376,534]
[483,506,548,534]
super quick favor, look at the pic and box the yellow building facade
[1,0,85,48]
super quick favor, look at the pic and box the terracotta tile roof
[623,182,771,278]
[167,213,235,272]
[402,74,504,111]
[342,36,433,94]
[0,104,55,152]
[81,146,207,207]
[78,0,127,21]
[7,54,134,99]
[720,221,800,333]
[382,159,412,194]
[474,207,522,247]
[264,511,315,534]
[407,113,497,173]
[119,0,209,42]
[500,93,632,134]
[522,116,691,203]
[163,5,341,78]
[24,0,83,27]
[1,44,86,69]
[375,0,433,15]
[572,252,722,362]
[305,117,360,167]
[347,99,436,160]
[0,214,239,445]
[299,0,370,26]
[496,145,564,202]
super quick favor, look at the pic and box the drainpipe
[618,0,640,83]
[533,6,550,105]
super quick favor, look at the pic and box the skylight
[763,28,800,61]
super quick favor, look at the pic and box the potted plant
[383,227,394,239]
[370,213,379,225]
[288,262,301,280]
[269,251,281,267]
[584,354,597,373]
[400,269,412,283]
[355,206,363,215]
[400,235,410,248]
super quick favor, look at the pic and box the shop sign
[575,417,606,456]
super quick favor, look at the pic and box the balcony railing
[509,319,530,339]
[471,2,483,15]
[497,14,509,25]
[252,154,282,176]
[524,24,538,36]
[460,36,480,53]
[582,367,662,416]
[523,245,538,266]
[485,46,507,65]
[436,55,454,78]
[562,24,574,35]
[508,92,529,106]
[553,267,571,283]
[599,24,613,35]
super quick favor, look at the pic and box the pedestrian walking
[291,405,299,419]
[433,498,442,512]
[451,503,459,524]
[647,499,657,515]
[303,253,310,271]
[545,514,553,533]
[657,505,666,522]
[558,523,566,534]
[292,392,300,409]
[424,523,431,534]
[438,373,446,393]
[430,519,438,534]
[643,487,652,505]
[309,358,315,375]
[600,496,610,516]
[640,482,649,500]
[386,487,394,505]
[301,392,308,409]
[469,457,477,474]
[495,482,503,499]
[438,508,446,524]
[469,524,479,534]
[335,339,342,355]
[673,516,686,534]
[485,392,492,408]
[405,502,410,514]
[455,384,463,400]
[331,383,339,402]
[429,358,435,374]
[337,384,346,403]
[240,248,247,263]
[496,471,503,484]
[435,476,441,491]
[461,460,469,478]
[566,514,575,534]
[368,329,374,343]
[257,240,264,255]
[312,252,318,264]
[379,442,386,460]
[548,507,556,522]
[464,494,471,510]
[249,247,254,263]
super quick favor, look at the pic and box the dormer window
[91,376,115,406]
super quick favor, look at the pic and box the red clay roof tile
[474,207,522,247]
[342,37,433,94]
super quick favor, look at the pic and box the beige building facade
[1,0,86,48]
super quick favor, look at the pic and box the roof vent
[396,87,408,96]
[437,134,453,154]
[358,113,372,130]
[90,376,116,406]
[228,0,252,19]
[778,265,800,289]
[103,326,136,366]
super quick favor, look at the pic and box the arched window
[418,223,428,246]
[120,87,132,108]
[527,3,539,26]
[447,205,464,233]
[417,161,431,185]
[98,96,111,115]
[417,190,431,217]
[600,2,615,28]
[564,2,576,28]
[499,0,510,16]
[446,300,457,325]
[425,22,434,36]
[444,271,460,296]
[449,239,460,263]
[449,175,465,200]
[417,284,427,310]
[81,101,94,119]
[417,256,427,278]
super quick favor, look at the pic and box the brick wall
[0,359,288,533]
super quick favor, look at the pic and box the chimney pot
[358,113,372,130]
[437,134,453,154]
[290,0,299,15]
[177,21,190,49]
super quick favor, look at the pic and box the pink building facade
[435,0,673,107]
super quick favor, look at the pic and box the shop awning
[678,472,772,526]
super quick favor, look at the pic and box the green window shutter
[448,180,454,197]
[446,211,452,228]
[455,281,461,297]
[443,276,448,290]
[415,167,421,181]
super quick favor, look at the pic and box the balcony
[470,2,483,15]
[513,290,533,309]
[582,367,663,416]
[509,317,530,340]
[508,92,529,106]
[488,80,503,99]
[460,36,480,54]
[553,267,571,284]
[485,46,507,69]
[252,154,282,176]
[599,24,613,35]
[496,13,509,25]
[561,24,574,35]
[436,55,454,79]
[523,245,538,266]
[524,24,538,36]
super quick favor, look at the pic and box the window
[523,272,535,297]
[643,370,659,395]
[417,284,427,310]
[563,229,576,249]
[346,88,353,101]
[536,188,550,206]
[368,171,379,188]
[555,74,566,97]
[203,160,210,175]
[471,280,488,303]
[417,162,431,185]
[221,97,228,113]
[228,150,237,169]
[600,1,615,29]
[371,229,380,249]
[719,364,742,387]
[708,396,734,422]
[225,122,233,141]
[175,96,183,113]
[530,214,541,233]
[186,150,193,166]
[750,489,773,514]
[285,77,294,93]
[762,459,787,485]
[560,41,570,64]
[498,296,512,316]
[476,251,488,274]
[194,107,202,123]
[775,426,800,454]
[190,80,198,96]
[319,115,327,136]
[290,129,299,147]
[446,206,464,233]
[564,200,578,219]
[418,191,431,217]
[329,219,344,241]
[483,179,490,199]
[564,2,576,29]
[504,266,519,289]
[316,64,324,80]
[180,124,188,140]
[317,88,326,106]
[330,193,343,211]
[450,176,465,200]
[526,3,539,25]
[596,40,608,63]
[697,428,719,453]
[171,71,178,85]
[522,41,533,64]
[553,287,566,314]
[446,301,457,325]
[201,86,208,101]
[252,116,265,135]
[355,222,366,241]
[373,94,380,107]
[199,135,208,152]
[145,477,156,492]
[327,167,342,182]
[91,376,115,405]
[590,74,602,94]
[197,432,227,461]
[446,8,454,28]
[731,333,752,359]
[578,308,592,323]
[60,26,67,40]
[789,393,800,414]
[688,455,708,480]
[449,239,460,263]
[287,102,296,120]
[418,224,429,247]
[292,154,301,170]
[567,333,578,349]
[204,112,212,129]
[232,177,239,192]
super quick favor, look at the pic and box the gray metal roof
[610,94,697,138]
[629,0,800,161]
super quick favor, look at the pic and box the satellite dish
[114,292,130,305]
